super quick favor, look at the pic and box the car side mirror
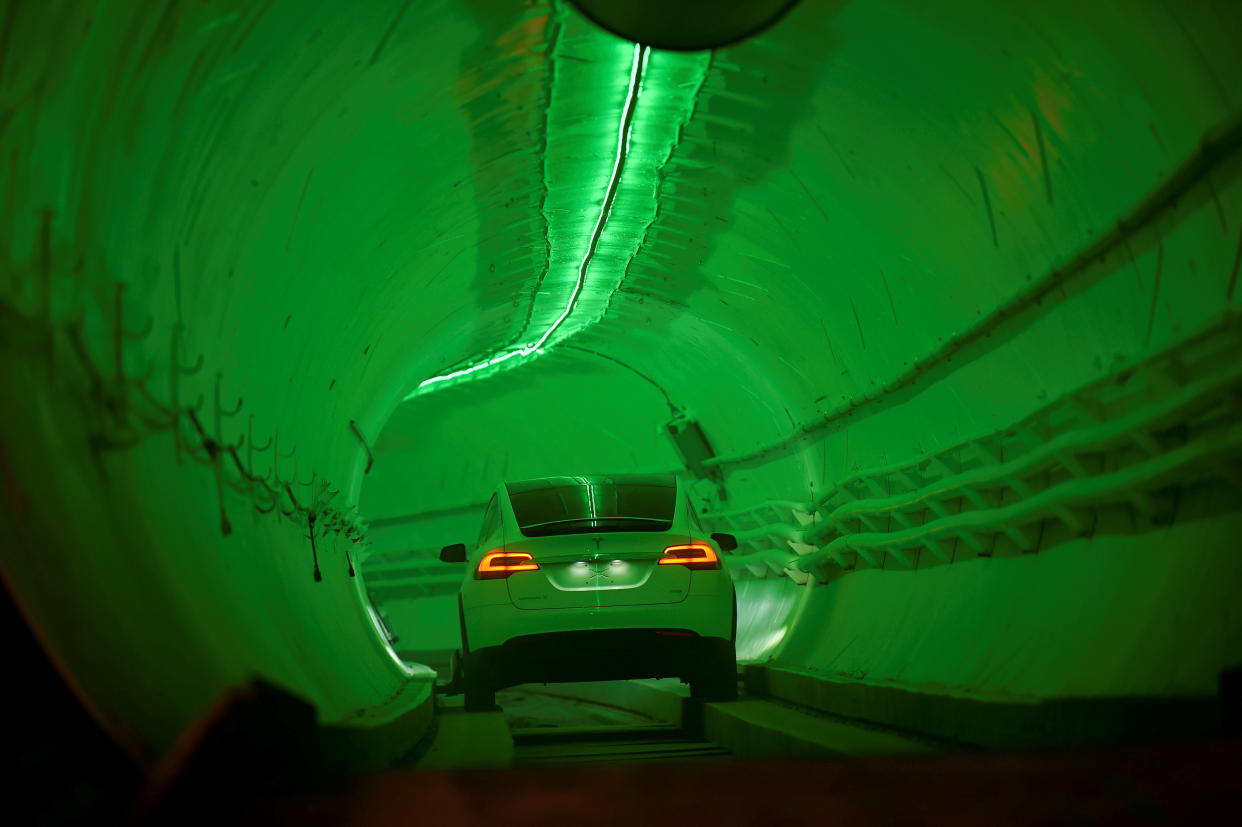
[711,532,738,553]
[440,543,467,563]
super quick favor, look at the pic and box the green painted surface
[1,0,1240,758]
[774,511,1242,699]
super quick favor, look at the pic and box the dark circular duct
[568,0,801,50]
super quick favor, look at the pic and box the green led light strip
[407,43,647,399]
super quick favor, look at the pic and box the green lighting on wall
[406,42,646,398]
[405,26,711,402]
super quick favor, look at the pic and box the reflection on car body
[440,474,739,711]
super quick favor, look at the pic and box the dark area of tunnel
[3,0,1242,822]
[0,584,140,822]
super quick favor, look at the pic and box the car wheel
[447,649,464,694]
[690,639,737,702]
[463,677,495,712]
[462,655,496,712]
[731,589,738,643]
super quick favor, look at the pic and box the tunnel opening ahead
[2,0,1242,821]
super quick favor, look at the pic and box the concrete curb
[744,664,1224,749]
[701,699,933,757]
[320,675,437,772]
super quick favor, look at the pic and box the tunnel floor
[500,686,663,730]
[512,726,727,766]
[110,656,1242,824]
[413,667,950,774]
[299,673,1242,824]
[248,733,1242,826]
[434,682,731,766]
[500,686,728,766]
[511,710,728,767]
[416,680,730,769]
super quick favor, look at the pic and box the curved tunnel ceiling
[1,0,1240,759]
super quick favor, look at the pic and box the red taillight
[475,549,539,579]
[659,542,719,570]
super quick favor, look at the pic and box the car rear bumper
[465,628,734,690]
[463,593,733,650]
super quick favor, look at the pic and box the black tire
[690,640,738,702]
[462,654,496,712]
[731,589,738,642]
[457,599,495,709]
[463,680,495,712]
[447,649,464,694]
[458,596,470,652]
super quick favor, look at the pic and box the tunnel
[2,0,1241,821]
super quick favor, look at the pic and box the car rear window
[506,475,677,537]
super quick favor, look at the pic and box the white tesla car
[440,474,739,711]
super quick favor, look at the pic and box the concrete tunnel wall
[1,0,1240,760]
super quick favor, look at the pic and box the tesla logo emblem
[586,537,608,584]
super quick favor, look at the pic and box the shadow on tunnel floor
[235,738,1242,826]
[10,619,1238,825]
[0,581,141,825]
[128,675,1242,825]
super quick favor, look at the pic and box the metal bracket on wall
[0,236,371,554]
[713,314,1242,583]
[665,414,728,501]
